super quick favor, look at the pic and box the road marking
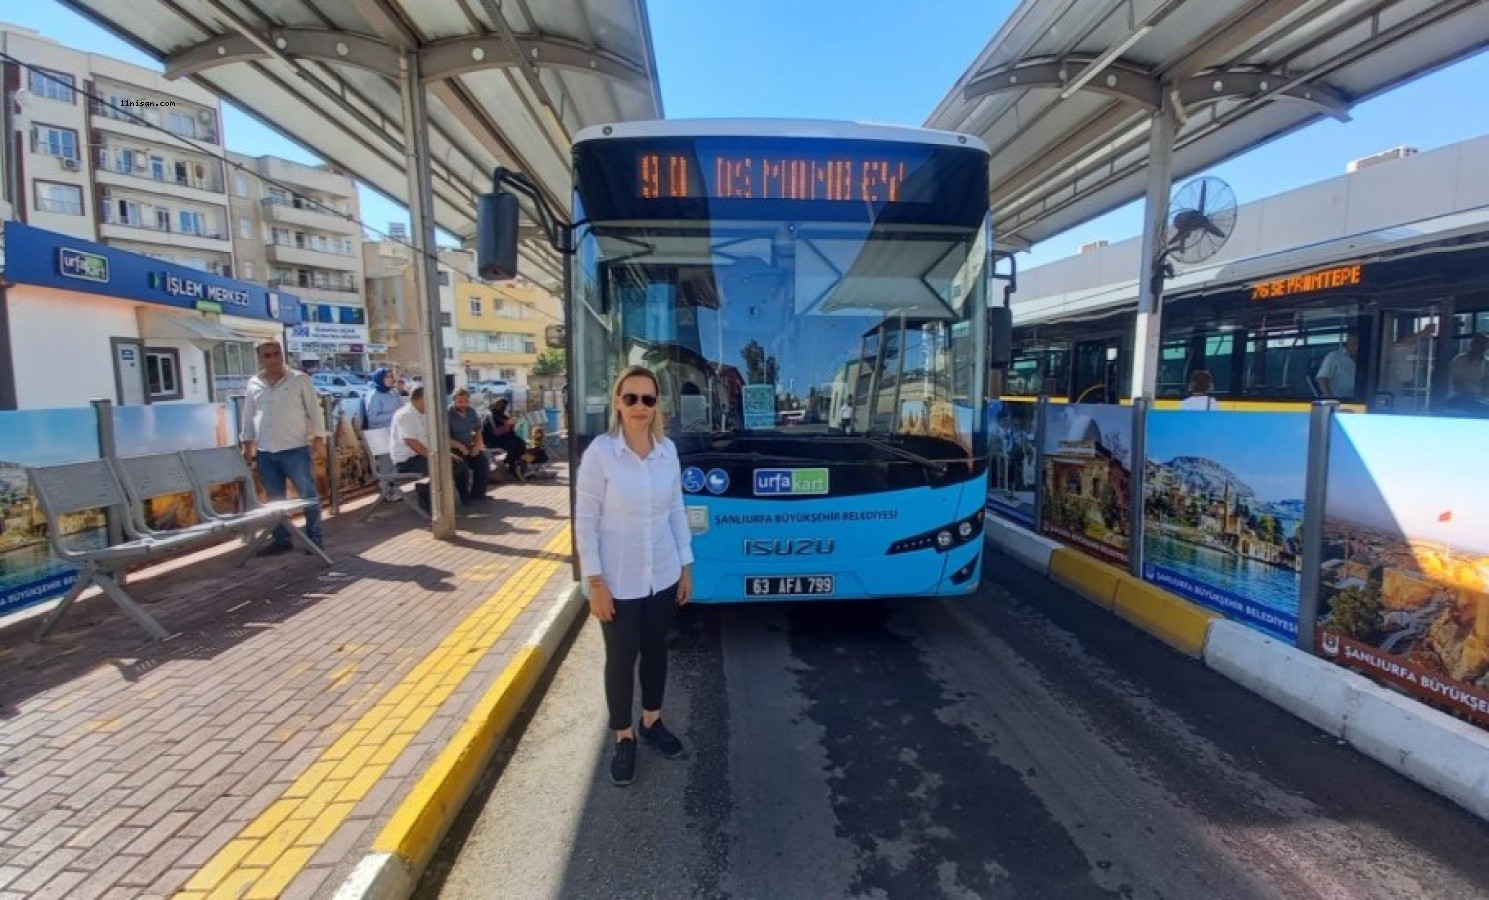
[176,526,570,899]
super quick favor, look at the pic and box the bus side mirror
[477,192,520,280]
[989,305,1012,368]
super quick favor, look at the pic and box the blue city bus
[485,119,998,601]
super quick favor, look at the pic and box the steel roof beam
[167,27,647,88]
[964,55,1349,121]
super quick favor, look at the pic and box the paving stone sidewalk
[0,473,574,900]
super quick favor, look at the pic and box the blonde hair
[608,365,666,442]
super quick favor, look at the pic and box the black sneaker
[257,542,292,557]
[610,738,636,786]
[639,719,684,758]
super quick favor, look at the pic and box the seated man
[390,387,469,511]
[447,388,490,501]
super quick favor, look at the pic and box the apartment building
[1,26,234,276]
[455,277,558,389]
[227,152,366,370]
[362,241,459,386]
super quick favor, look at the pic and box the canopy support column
[1129,90,1177,402]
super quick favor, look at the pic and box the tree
[1328,585,1382,642]
[531,348,565,377]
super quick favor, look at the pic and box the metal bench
[27,460,204,641]
[360,427,429,522]
[177,447,333,565]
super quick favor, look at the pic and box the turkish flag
[1439,510,1453,522]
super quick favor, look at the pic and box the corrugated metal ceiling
[59,0,664,289]
[928,0,1489,251]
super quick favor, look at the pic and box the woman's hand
[677,566,693,606]
[589,580,615,622]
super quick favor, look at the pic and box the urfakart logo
[744,538,836,556]
[753,467,829,496]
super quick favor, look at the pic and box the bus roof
[574,119,990,155]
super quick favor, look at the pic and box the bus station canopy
[60,0,665,289]
[928,0,1489,252]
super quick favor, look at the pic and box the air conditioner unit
[60,157,81,172]
[197,108,214,122]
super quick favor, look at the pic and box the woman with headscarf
[482,396,530,479]
[364,368,405,430]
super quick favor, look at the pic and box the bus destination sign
[1250,264,1362,301]
[639,152,918,203]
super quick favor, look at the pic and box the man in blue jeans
[239,341,327,553]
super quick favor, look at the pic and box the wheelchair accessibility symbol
[682,467,706,493]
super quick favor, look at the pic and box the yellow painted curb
[1113,576,1219,658]
[1048,548,1121,611]
[372,646,547,861]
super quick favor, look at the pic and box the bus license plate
[745,575,834,597]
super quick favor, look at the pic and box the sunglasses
[620,393,657,408]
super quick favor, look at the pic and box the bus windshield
[569,136,991,462]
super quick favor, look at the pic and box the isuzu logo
[743,538,836,556]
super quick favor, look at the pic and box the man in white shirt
[240,341,328,553]
[391,387,431,511]
[1316,330,1359,400]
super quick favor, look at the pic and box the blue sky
[4,1,1487,268]
[1327,417,1489,553]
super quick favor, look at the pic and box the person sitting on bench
[391,387,471,511]
[482,397,529,480]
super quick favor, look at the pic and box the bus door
[1072,337,1122,404]
[1373,307,1441,414]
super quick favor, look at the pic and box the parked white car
[311,372,367,398]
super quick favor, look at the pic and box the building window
[179,210,208,236]
[445,347,455,360]
[469,298,482,317]
[210,340,257,394]
[32,124,78,161]
[338,306,365,325]
[144,348,183,401]
[167,110,198,139]
[239,217,253,239]
[242,261,254,280]
[34,181,83,215]
[437,271,450,286]
[28,69,75,103]
[235,172,251,197]
[156,208,171,232]
[439,311,452,327]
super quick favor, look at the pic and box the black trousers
[599,581,679,731]
[396,454,471,505]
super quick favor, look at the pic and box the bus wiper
[680,449,826,466]
[781,434,949,475]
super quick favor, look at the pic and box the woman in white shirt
[1179,370,1219,410]
[575,365,695,786]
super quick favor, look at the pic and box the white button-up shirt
[389,403,427,465]
[575,432,694,599]
[239,369,327,452]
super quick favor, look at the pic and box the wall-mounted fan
[1165,176,1236,265]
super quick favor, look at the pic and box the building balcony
[94,164,226,207]
[98,214,232,253]
[255,157,350,196]
[260,197,359,235]
[90,105,220,147]
[271,281,363,305]
[266,242,361,273]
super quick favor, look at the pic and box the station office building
[0,221,302,410]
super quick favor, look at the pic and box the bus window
[1006,344,1067,397]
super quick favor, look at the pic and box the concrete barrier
[1344,680,1489,822]
[983,516,1061,577]
[1204,620,1365,735]
[1047,548,1121,611]
[1112,575,1218,658]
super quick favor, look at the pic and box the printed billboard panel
[987,399,1037,528]
[1142,411,1308,642]
[1318,416,1489,729]
[1039,404,1133,566]
[116,403,235,531]
[0,409,103,617]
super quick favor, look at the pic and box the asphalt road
[421,547,1489,899]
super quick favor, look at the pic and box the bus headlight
[887,509,986,555]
